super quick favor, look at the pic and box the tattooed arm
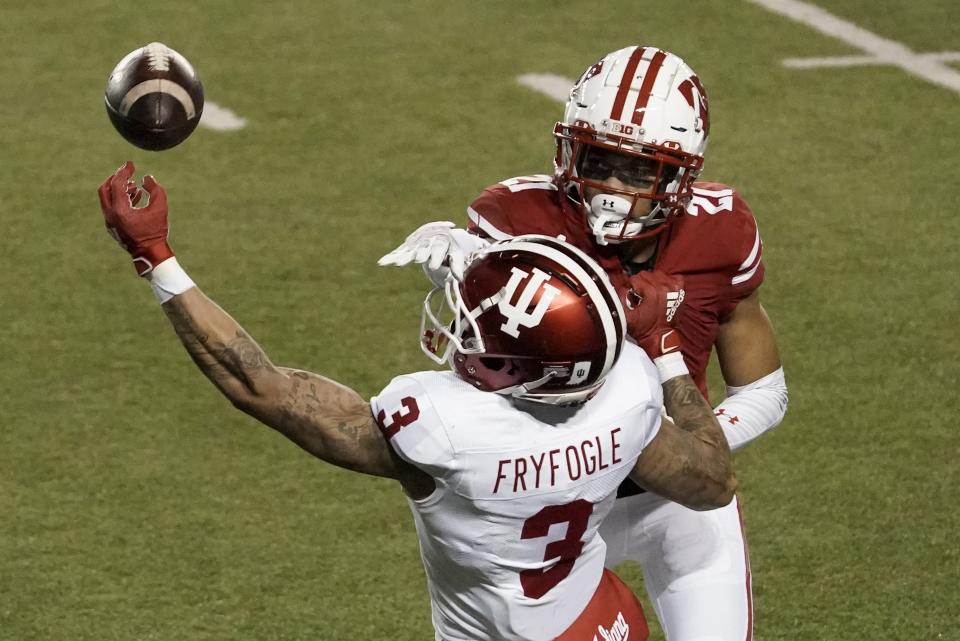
[160,287,433,493]
[629,374,737,510]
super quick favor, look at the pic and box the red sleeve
[466,184,519,240]
[724,190,764,311]
[726,191,764,297]
[677,183,765,317]
[465,175,571,241]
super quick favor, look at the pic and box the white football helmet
[554,46,710,245]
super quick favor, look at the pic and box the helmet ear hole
[479,357,506,371]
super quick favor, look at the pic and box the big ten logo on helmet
[498,267,561,338]
[597,118,635,137]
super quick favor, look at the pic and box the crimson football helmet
[554,46,710,245]
[421,235,626,405]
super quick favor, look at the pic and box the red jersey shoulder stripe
[467,205,513,241]
[732,228,762,285]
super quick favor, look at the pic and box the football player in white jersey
[98,162,736,641]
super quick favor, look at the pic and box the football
[104,42,204,151]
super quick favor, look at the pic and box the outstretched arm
[160,287,401,478]
[98,162,428,487]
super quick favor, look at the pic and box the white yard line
[746,0,960,94]
[785,51,960,68]
[782,54,890,68]
[516,73,571,103]
[199,101,248,131]
[516,3,959,102]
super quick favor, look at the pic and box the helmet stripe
[630,49,667,127]
[609,46,645,121]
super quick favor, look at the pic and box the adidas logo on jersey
[593,611,630,641]
[665,288,685,322]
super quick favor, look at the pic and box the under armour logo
[602,199,616,208]
[714,408,740,425]
[498,266,561,338]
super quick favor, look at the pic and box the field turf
[1,1,958,639]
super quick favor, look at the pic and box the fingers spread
[427,236,450,271]
[117,160,135,180]
[97,179,113,219]
[127,181,144,206]
[100,161,136,219]
[141,175,167,211]
[446,244,466,280]
[377,242,417,266]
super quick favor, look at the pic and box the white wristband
[148,257,196,303]
[653,352,689,383]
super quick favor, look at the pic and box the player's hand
[377,221,489,285]
[98,161,174,276]
[624,271,686,360]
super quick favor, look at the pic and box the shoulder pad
[669,182,765,290]
[370,374,455,477]
[467,175,566,240]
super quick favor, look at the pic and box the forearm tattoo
[160,293,399,479]
[163,298,270,395]
[662,375,725,445]
[277,369,386,473]
[645,374,735,507]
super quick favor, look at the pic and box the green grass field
[2,1,958,639]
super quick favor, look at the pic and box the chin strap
[496,368,563,399]
[498,367,606,406]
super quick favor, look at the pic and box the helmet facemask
[554,45,711,245]
[420,275,487,365]
[555,122,703,245]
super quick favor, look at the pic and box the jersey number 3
[519,499,594,599]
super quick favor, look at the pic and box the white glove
[378,221,489,285]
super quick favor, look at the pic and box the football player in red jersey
[380,46,788,641]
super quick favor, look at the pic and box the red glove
[97,161,173,276]
[624,270,686,360]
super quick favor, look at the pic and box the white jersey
[370,343,662,641]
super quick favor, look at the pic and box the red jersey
[466,174,765,401]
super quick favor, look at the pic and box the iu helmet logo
[498,267,561,338]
